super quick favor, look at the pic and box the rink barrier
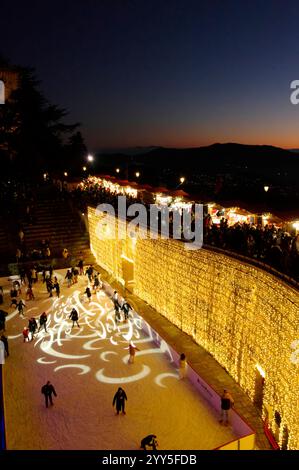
[0,365,6,450]
[102,280,255,450]
[138,318,256,450]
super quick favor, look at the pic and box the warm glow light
[264,185,269,192]
[180,177,185,184]
[83,166,87,171]
[64,172,68,177]
[116,168,120,173]
[255,363,266,378]
[292,221,299,231]
[88,206,299,449]
[87,154,94,162]
[135,172,140,178]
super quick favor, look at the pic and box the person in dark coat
[0,310,8,331]
[38,312,48,332]
[122,301,132,321]
[53,280,60,297]
[84,287,92,302]
[112,387,127,415]
[140,434,158,450]
[69,308,80,328]
[17,299,26,316]
[41,381,57,408]
[28,317,38,341]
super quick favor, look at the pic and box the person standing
[84,286,92,302]
[65,269,73,288]
[53,280,60,298]
[78,259,84,276]
[23,327,29,342]
[178,353,187,379]
[220,389,234,426]
[112,387,127,415]
[28,317,38,341]
[17,299,26,317]
[128,343,140,364]
[69,308,80,328]
[41,381,57,408]
[38,312,48,333]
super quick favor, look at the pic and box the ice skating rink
[1,269,236,450]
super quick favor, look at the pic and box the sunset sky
[2,0,299,150]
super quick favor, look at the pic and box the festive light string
[88,206,299,449]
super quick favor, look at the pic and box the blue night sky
[2,0,299,150]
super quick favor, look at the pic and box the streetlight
[83,166,87,172]
[180,177,185,184]
[87,154,94,162]
[264,186,269,192]
[64,172,68,177]
[135,172,140,178]
[116,168,120,174]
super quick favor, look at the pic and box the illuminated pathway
[2,270,235,450]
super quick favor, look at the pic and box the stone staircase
[20,198,94,265]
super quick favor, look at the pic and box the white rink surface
[1,270,236,450]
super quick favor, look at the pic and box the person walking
[65,269,73,288]
[41,381,57,408]
[128,343,140,364]
[69,308,80,328]
[140,434,158,450]
[112,387,127,415]
[220,389,234,426]
[78,259,84,276]
[26,286,35,301]
[38,312,48,333]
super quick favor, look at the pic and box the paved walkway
[97,266,272,450]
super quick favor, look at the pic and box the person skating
[69,308,80,328]
[23,327,29,342]
[140,434,158,450]
[38,312,48,333]
[178,353,187,379]
[65,269,73,288]
[128,343,140,364]
[53,280,60,297]
[17,299,26,316]
[84,286,92,302]
[26,286,35,301]
[41,381,57,408]
[28,317,38,341]
[0,309,8,331]
[122,300,132,321]
[112,387,127,415]
[219,389,234,426]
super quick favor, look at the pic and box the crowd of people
[203,216,299,280]
[71,177,299,282]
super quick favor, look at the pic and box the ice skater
[122,300,132,321]
[41,381,57,408]
[17,299,26,317]
[112,387,127,415]
[38,312,48,333]
[178,353,187,379]
[84,286,92,302]
[140,434,158,450]
[128,343,140,364]
[69,308,80,328]
[28,317,38,341]
[219,389,234,426]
